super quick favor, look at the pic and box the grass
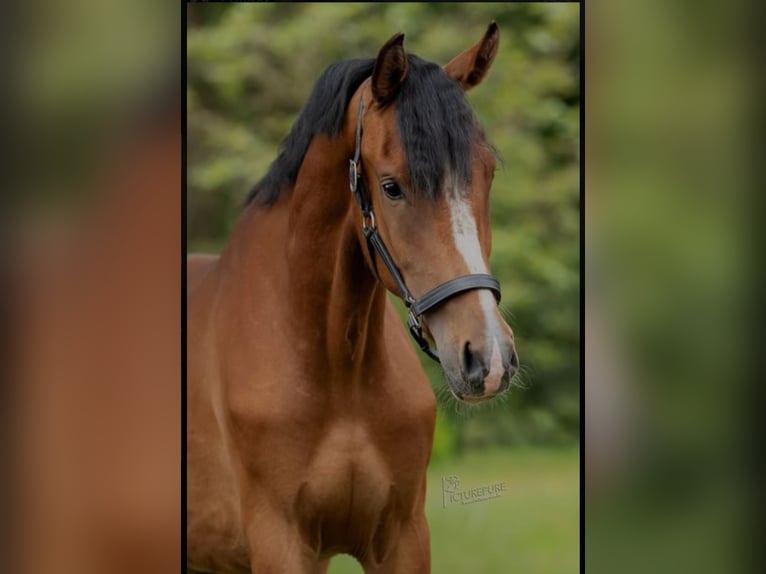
[328,447,579,573]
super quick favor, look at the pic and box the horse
[187,22,518,573]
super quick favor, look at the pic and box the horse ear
[444,21,499,91]
[372,33,408,104]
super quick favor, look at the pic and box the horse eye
[382,180,404,200]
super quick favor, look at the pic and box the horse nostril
[462,341,487,390]
[508,348,519,375]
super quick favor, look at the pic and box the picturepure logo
[441,475,508,509]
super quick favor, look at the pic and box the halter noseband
[348,91,501,363]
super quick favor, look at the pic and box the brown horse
[187,23,517,573]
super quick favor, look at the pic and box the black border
[181,1,188,573]
[579,2,586,573]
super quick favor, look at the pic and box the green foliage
[187,3,580,449]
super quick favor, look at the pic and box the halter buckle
[407,309,420,330]
[361,210,375,231]
[349,160,358,193]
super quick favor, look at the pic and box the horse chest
[300,420,394,510]
[222,342,436,557]
[290,417,422,552]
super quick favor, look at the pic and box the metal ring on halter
[362,211,375,231]
[349,160,358,193]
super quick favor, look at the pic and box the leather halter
[348,91,502,363]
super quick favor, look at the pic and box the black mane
[246,54,481,206]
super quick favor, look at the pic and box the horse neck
[220,133,388,376]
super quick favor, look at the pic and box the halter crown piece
[348,91,502,363]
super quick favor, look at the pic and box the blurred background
[7,1,180,573]
[187,3,580,573]
[585,0,759,572]
[8,0,760,573]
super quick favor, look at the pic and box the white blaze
[448,193,506,392]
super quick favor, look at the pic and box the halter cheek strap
[348,91,502,363]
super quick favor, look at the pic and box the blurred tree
[187,2,580,450]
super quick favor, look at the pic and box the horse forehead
[442,171,474,200]
[365,107,402,151]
